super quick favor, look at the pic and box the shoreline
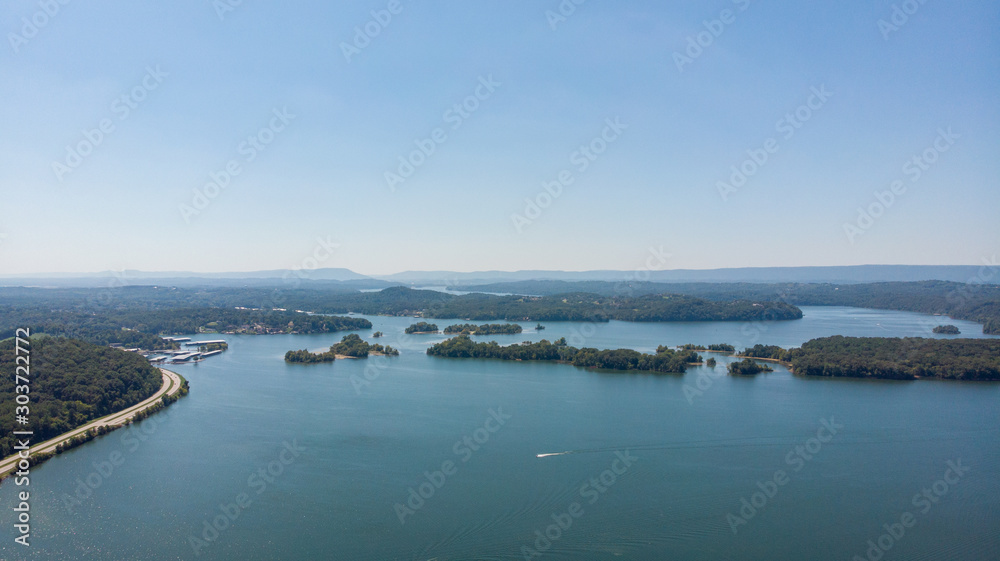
[0,368,186,480]
[734,355,792,367]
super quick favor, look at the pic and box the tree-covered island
[728,358,775,376]
[405,322,439,334]
[719,337,1000,381]
[285,334,399,363]
[786,336,1000,380]
[443,323,523,335]
[427,336,700,374]
[679,343,736,353]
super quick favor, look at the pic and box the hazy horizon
[3,263,998,289]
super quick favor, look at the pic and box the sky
[0,0,997,275]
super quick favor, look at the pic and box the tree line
[728,359,774,376]
[678,343,736,352]
[443,323,523,334]
[0,306,371,350]
[439,280,1000,334]
[785,336,1000,380]
[0,285,803,326]
[405,322,439,334]
[0,336,163,458]
[723,337,1000,380]
[426,336,700,374]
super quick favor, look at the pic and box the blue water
[1,307,997,560]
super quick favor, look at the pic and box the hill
[0,336,163,458]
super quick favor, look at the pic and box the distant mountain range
[377,265,997,285]
[0,265,995,288]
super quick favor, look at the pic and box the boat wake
[536,451,572,458]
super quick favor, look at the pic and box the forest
[443,323,523,334]
[0,285,803,327]
[739,344,791,361]
[728,358,774,376]
[405,322,439,334]
[678,343,736,352]
[786,336,1000,380]
[283,348,336,363]
[421,292,802,323]
[426,336,699,374]
[331,334,398,357]
[446,280,1000,334]
[0,336,163,458]
[0,306,371,351]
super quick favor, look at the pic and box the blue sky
[1,0,997,275]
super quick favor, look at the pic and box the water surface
[1,307,997,560]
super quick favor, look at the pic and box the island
[933,325,961,334]
[405,322,439,334]
[679,343,736,353]
[738,344,790,361]
[726,337,1000,381]
[428,336,699,374]
[443,323,523,335]
[785,336,1000,380]
[285,334,399,363]
[728,358,774,376]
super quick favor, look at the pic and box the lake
[2,307,998,560]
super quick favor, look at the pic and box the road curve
[0,368,183,478]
